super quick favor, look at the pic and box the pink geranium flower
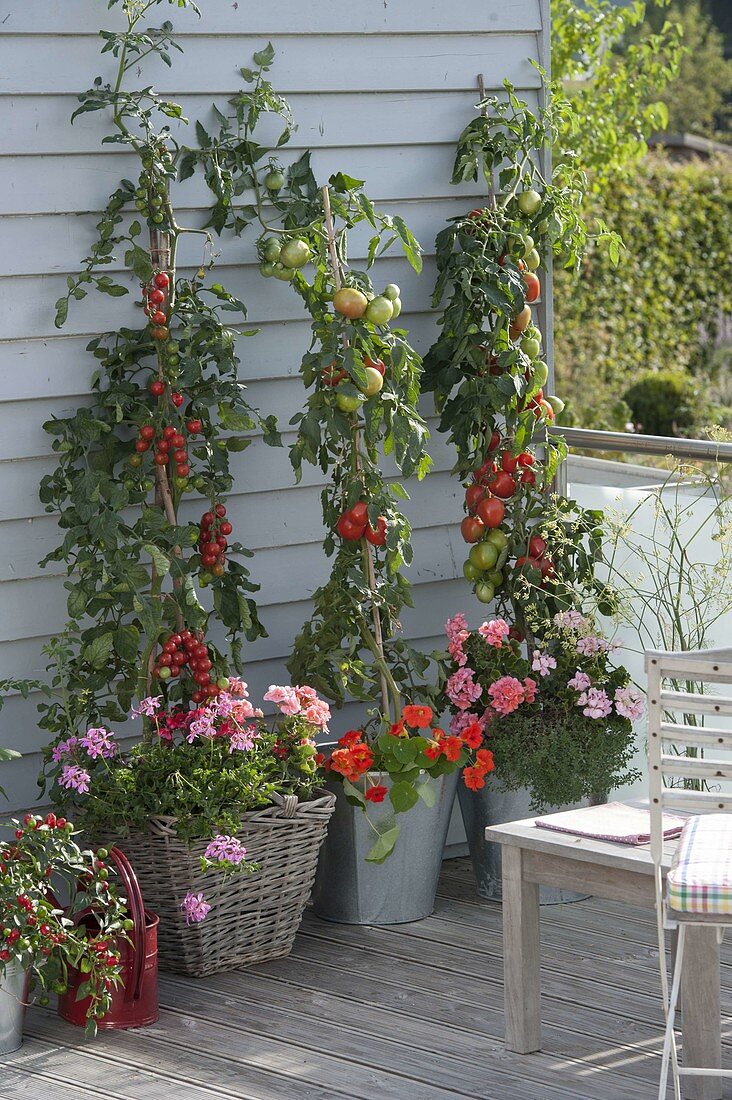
[531,650,557,678]
[478,618,510,648]
[523,677,538,704]
[80,727,117,760]
[487,676,526,716]
[302,698,331,731]
[577,687,613,719]
[52,736,78,762]
[130,696,162,719]
[204,835,248,865]
[180,892,211,924]
[568,670,592,692]
[576,635,605,656]
[59,764,91,794]
[263,685,301,716]
[445,613,470,667]
[614,685,645,721]
[229,725,259,752]
[449,710,487,737]
[446,667,483,711]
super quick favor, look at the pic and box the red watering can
[58,846,159,1030]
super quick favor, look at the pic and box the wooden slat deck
[3,858,731,1099]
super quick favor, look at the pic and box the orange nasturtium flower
[402,704,433,729]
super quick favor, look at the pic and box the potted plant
[40,679,335,975]
[0,813,128,1048]
[439,609,642,899]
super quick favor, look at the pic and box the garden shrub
[623,369,698,436]
[554,153,732,433]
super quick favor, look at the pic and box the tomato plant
[36,5,282,734]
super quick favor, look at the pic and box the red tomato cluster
[527,388,555,422]
[336,501,387,546]
[153,630,219,701]
[514,534,556,582]
[198,503,231,577]
[144,271,171,342]
[132,420,200,481]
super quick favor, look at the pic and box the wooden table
[487,809,722,1100]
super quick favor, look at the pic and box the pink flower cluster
[614,685,645,721]
[577,687,613,719]
[478,618,510,648]
[445,613,470,667]
[203,835,249,865]
[263,685,331,731]
[449,710,489,737]
[446,666,483,711]
[487,675,537,716]
[59,763,91,794]
[180,891,211,925]
[80,727,118,760]
[531,650,557,678]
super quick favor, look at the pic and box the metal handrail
[548,426,732,464]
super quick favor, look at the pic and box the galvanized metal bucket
[458,777,589,905]
[312,770,459,924]
[0,960,29,1055]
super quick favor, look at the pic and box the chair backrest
[647,646,732,867]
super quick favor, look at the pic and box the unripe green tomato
[365,295,394,325]
[129,455,143,468]
[475,580,496,604]
[123,919,134,932]
[463,560,482,582]
[532,361,549,388]
[135,200,147,212]
[194,475,207,491]
[487,569,504,587]
[264,169,285,192]
[521,336,541,361]
[217,677,230,690]
[485,528,509,551]
[522,235,535,259]
[383,283,400,301]
[259,262,275,278]
[262,238,282,263]
[390,297,402,319]
[151,213,164,225]
[199,571,213,585]
[335,392,364,414]
[525,248,540,272]
[517,189,542,216]
[273,263,294,282]
[97,848,109,859]
[360,367,384,398]
[158,666,171,681]
[469,541,499,571]
[547,394,565,415]
[536,219,549,235]
[279,238,311,269]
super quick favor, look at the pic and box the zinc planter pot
[458,777,589,905]
[312,770,459,925]
[103,789,336,977]
[0,960,29,1055]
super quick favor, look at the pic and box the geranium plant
[25,0,281,739]
[0,813,129,1034]
[441,610,642,810]
[320,704,495,862]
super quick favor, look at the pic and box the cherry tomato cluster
[153,630,220,702]
[131,421,193,488]
[198,503,232,579]
[133,146,174,230]
[335,501,387,546]
[515,534,556,583]
[143,271,171,342]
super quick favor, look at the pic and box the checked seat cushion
[667,813,732,916]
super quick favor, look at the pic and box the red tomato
[186,419,202,435]
[322,363,347,387]
[364,357,386,377]
[348,502,368,527]
[540,557,556,579]
[528,535,547,559]
[365,517,387,546]
[154,272,170,289]
[148,288,165,306]
[500,452,518,474]
[150,380,165,397]
[465,485,486,513]
[487,472,517,499]
[461,516,485,544]
[151,310,167,326]
[514,556,541,571]
[488,430,501,452]
[336,514,365,541]
[509,306,532,340]
[520,469,537,486]
[517,452,535,467]
[171,393,184,408]
[476,496,506,528]
[523,273,541,303]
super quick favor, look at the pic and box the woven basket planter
[109,789,335,977]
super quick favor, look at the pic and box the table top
[486,801,679,875]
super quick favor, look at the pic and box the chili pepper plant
[29,1,281,739]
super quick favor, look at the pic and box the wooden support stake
[320,185,391,720]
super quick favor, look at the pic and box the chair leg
[659,924,685,1100]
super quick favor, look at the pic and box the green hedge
[554,153,732,433]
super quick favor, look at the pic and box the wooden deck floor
[3,858,731,1100]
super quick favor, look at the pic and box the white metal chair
[647,646,732,1099]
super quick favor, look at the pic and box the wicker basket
[110,789,335,976]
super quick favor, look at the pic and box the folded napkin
[534,802,686,845]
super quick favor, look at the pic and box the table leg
[502,844,541,1053]
[681,924,721,1100]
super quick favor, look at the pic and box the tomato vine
[37,1,281,733]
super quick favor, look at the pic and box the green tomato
[547,394,565,415]
[485,528,509,551]
[475,580,496,604]
[522,336,541,361]
[364,296,394,325]
[390,297,402,319]
[273,263,294,282]
[517,190,542,217]
[259,262,275,278]
[279,238,311,269]
[217,677,230,690]
[264,169,285,192]
[469,541,499,571]
[463,560,482,582]
[532,361,549,388]
[335,392,364,413]
[360,367,384,398]
[383,283,400,302]
[522,235,535,259]
[158,666,172,681]
[262,238,282,263]
[487,569,504,587]
[199,571,213,585]
[525,248,540,272]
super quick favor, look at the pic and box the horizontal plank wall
[0,0,549,808]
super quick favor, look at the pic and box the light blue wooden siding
[0,0,550,808]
